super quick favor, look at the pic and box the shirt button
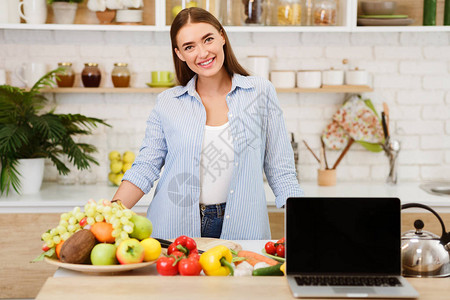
[230,190,234,194]
[229,113,233,118]
[226,215,230,219]
[235,162,239,166]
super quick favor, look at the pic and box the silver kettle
[401,203,450,277]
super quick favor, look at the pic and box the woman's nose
[198,45,209,58]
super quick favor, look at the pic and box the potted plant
[47,0,84,24]
[0,68,110,196]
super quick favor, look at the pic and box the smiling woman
[112,7,304,240]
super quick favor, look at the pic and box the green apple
[110,160,123,174]
[130,215,153,240]
[116,238,145,264]
[108,150,121,161]
[90,243,118,265]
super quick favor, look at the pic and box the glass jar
[56,62,75,88]
[201,0,218,18]
[313,0,336,26]
[81,63,101,88]
[277,0,302,26]
[241,0,266,25]
[219,0,235,25]
[111,63,131,88]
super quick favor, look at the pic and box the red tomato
[156,256,178,276]
[277,237,285,244]
[170,250,185,259]
[276,244,285,258]
[42,243,50,252]
[188,252,200,261]
[178,257,202,276]
[265,241,277,255]
[79,217,87,227]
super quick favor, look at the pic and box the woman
[113,7,303,240]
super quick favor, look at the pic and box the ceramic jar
[56,62,75,88]
[322,68,344,86]
[270,70,296,88]
[111,63,130,88]
[345,68,368,85]
[81,63,101,88]
[297,70,322,88]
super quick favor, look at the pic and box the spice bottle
[111,63,131,88]
[423,0,436,25]
[313,0,337,26]
[56,62,75,88]
[81,63,101,88]
[277,0,302,26]
[241,0,266,25]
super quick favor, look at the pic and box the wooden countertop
[36,276,449,300]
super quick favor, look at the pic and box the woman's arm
[112,180,145,209]
[263,82,304,207]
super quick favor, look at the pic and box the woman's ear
[174,48,186,62]
[220,30,226,46]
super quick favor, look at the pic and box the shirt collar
[173,73,254,99]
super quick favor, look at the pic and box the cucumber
[252,263,284,276]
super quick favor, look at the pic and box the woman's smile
[198,57,215,68]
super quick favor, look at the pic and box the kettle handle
[401,203,450,245]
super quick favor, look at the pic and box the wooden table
[36,276,450,300]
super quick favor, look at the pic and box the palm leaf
[0,125,29,154]
[0,158,21,196]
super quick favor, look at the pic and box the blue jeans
[200,203,226,238]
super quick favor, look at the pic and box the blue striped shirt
[123,74,304,239]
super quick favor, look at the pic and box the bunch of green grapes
[41,206,86,249]
[84,199,135,247]
[40,199,135,250]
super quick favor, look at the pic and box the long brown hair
[170,7,249,86]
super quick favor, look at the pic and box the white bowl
[270,70,296,88]
[115,9,143,23]
[297,70,321,88]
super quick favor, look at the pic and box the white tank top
[199,122,234,205]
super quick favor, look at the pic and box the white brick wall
[1,30,449,183]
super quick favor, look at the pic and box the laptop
[285,197,419,299]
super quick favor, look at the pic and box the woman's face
[174,22,226,79]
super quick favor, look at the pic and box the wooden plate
[261,249,285,262]
[44,257,156,273]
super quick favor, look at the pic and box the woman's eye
[205,37,214,43]
[184,45,193,51]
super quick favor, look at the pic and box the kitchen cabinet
[1,0,449,32]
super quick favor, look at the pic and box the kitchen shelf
[2,0,449,33]
[43,85,372,94]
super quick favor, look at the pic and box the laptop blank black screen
[286,197,401,275]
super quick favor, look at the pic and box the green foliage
[0,68,110,196]
[47,0,84,4]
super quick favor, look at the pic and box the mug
[15,62,47,88]
[151,71,174,84]
[297,70,322,88]
[18,0,47,24]
[270,70,296,88]
[247,56,270,80]
[8,0,20,23]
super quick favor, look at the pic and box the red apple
[116,238,145,264]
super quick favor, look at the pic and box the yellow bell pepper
[280,262,286,275]
[199,245,234,276]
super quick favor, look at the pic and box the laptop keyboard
[294,276,402,287]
